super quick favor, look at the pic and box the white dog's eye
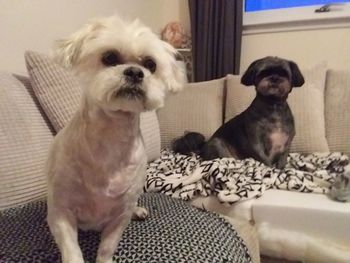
[143,57,157,73]
[101,51,121,67]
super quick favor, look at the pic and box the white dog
[46,16,185,263]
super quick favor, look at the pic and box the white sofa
[1,50,349,262]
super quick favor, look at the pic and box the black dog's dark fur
[172,56,305,169]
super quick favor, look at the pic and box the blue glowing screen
[245,0,350,12]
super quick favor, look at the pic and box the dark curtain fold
[189,0,243,82]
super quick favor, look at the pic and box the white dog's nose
[124,67,144,83]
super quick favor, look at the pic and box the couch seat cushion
[0,193,251,263]
[253,189,350,246]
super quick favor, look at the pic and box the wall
[0,0,190,74]
[241,27,350,72]
[5,1,346,76]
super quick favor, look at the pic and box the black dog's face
[255,63,292,98]
[241,57,305,100]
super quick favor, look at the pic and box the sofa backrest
[157,77,226,148]
[1,55,349,210]
[158,67,350,157]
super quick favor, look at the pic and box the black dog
[172,56,305,169]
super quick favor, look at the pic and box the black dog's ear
[241,59,262,86]
[289,60,305,87]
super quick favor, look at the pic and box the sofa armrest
[157,78,226,149]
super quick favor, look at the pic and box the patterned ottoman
[0,193,251,263]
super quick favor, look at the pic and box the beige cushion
[225,63,329,154]
[25,51,160,161]
[157,78,225,148]
[0,73,53,210]
[140,111,161,161]
[325,70,350,156]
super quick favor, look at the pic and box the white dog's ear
[51,21,102,68]
[162,42,187,92]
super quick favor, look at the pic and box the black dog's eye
[143,57,157,73]
[259,68,288,79]
[101,51,121,67]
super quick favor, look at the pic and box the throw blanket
[146,150,349,204]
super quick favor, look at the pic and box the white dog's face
[52,16,186,113]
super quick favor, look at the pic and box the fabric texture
[189,0,243,81]
[25,50,82,132]
[0,72,53,210]
[157,78,225,149]
[146,149,348,204]
[140,111,161,161]
[0,193,251,263]
[225,63,329,154]
[25,51,161,161]
[325,69,350,157]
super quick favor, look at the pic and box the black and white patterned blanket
[145,150,349,204]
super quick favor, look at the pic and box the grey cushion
[0,72,53,210]
[325,69,350,156]
[157,78,225,148]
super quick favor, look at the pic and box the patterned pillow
[0,72,53,210]
[25,51,160,161]
[225,63,329,154]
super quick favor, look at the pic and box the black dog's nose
[269,74,280,83]
[124,67,144,83]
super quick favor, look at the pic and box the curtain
[189,0,243,82]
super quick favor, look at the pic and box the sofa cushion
[325,70,350,157]
[253,189,350,262]
[24,51,160,161]
[157,78,225,148]
[0,72,54,210]
[0,193,252,262]
[225,63,329,154]
[140,111,161,161]
[25,51,82,132]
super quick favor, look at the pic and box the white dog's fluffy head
[52,16,186,113]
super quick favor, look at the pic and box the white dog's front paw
[62,255,85,263]
[132,206,148,220]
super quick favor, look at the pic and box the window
[245,0,350,12]
[243,0,350,30]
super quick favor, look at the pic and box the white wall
[0,0,190,74]
[241,27,350,72]
[5,1,346,76]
